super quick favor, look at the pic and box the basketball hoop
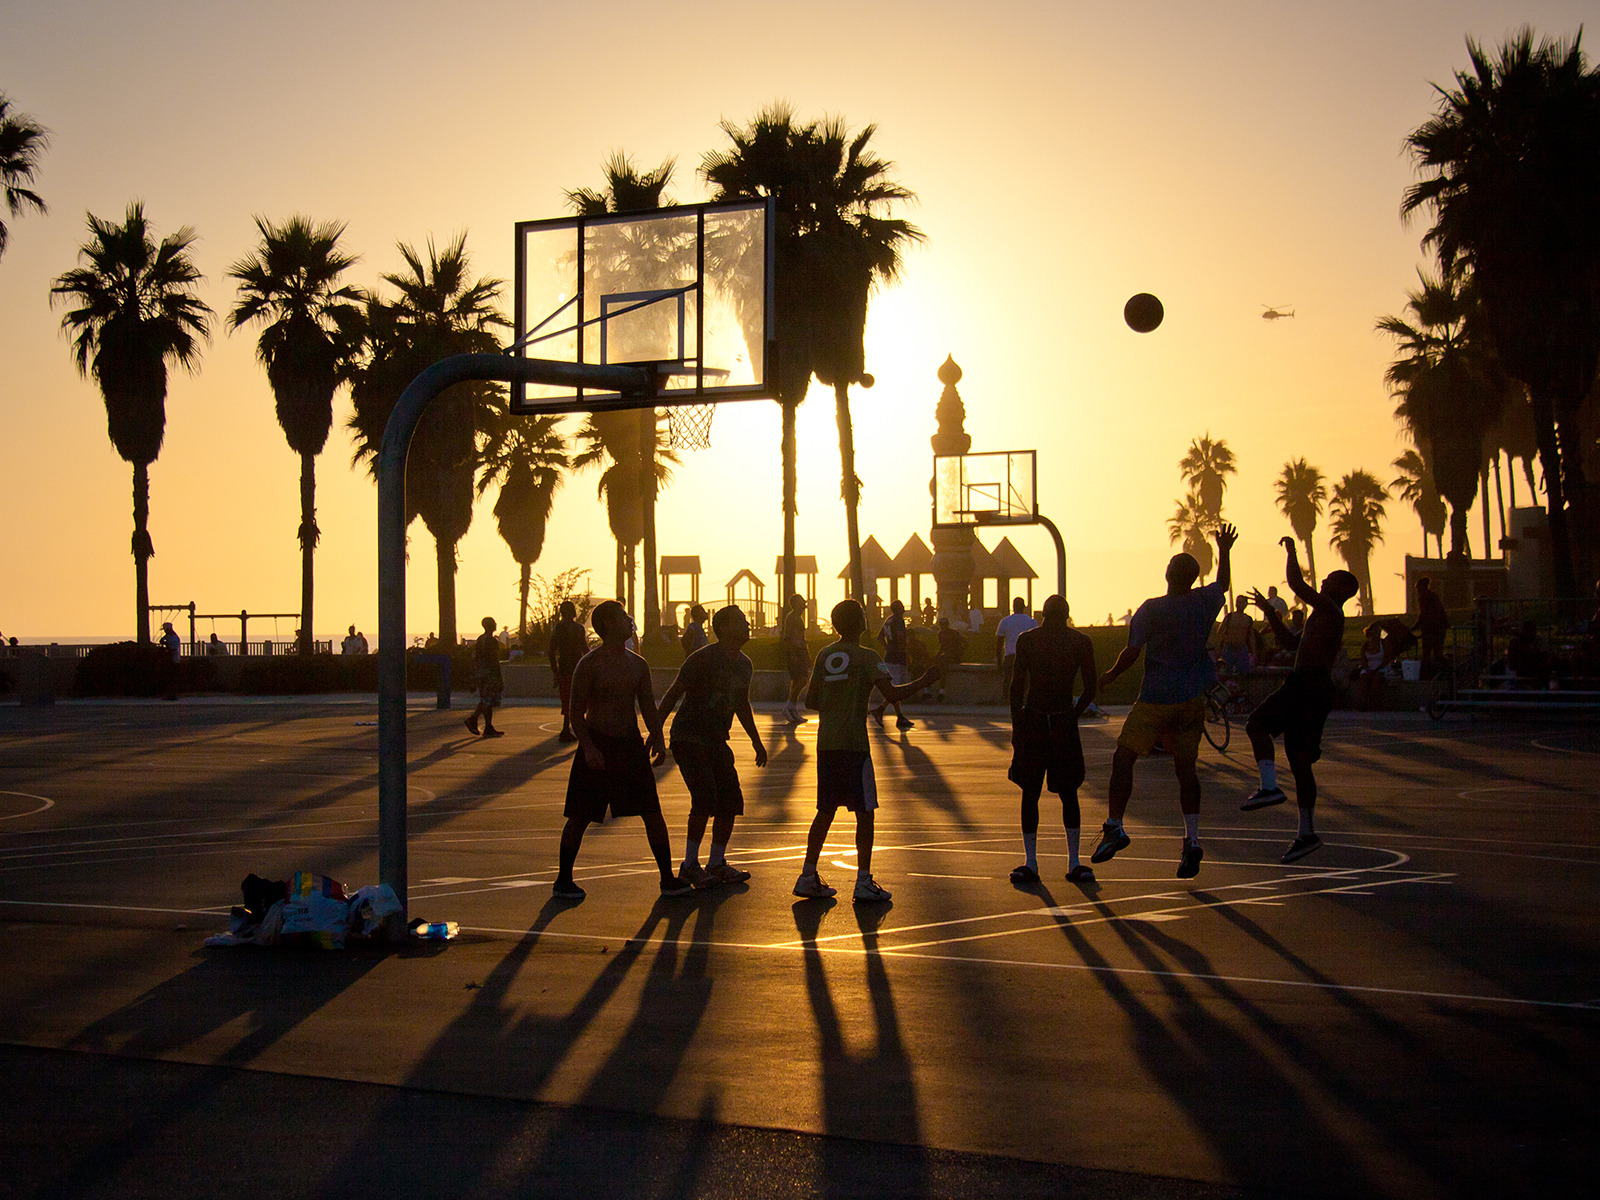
[667,403,715,451]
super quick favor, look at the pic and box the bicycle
[1203,682,1231,752]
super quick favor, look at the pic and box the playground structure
[657,555,701,630]
[772,554,819,630]
[148,602,315,655]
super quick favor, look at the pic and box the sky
[0,0,1589,642]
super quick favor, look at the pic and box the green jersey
[811,639,890,753]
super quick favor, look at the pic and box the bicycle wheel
[1203,690,1231,751]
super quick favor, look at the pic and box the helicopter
[1261,304,1295,321]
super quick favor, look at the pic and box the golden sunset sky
[1,0,1589,641]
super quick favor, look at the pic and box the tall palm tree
[1274,458,1326,583]
[704,104,923,602]
[1391,448,1448,557]
[567,152,681,632]
[1403,28,1600,593]
[1179,434,1237,525]
[1167,494,1215,580]
[1329,470,1389,616]
[571,410,677,615]
[227,216,365,656]
[349,234,507,649]
[52,203,211,642]
[0,93,48,262]
[476,410,568,641]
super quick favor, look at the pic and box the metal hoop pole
[1037,513,1067,598]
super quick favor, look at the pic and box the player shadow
[791,898,927,1198]
[746,721,808,824]
[880,735,979,831]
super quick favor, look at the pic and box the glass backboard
[933,450,1038,527]
[511,199,774,413]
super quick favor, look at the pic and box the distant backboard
[933,451,1038,527]
[511,199,774,413]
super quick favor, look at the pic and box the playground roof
[658,555,701,576]
[836,536,897,579]
[892,534,935,574]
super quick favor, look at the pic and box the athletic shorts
[564,729,662,824]
[1118,696,1207,762]
[1248,667,1337,763]
[672,739,745,818]
[816,749,879,813]
[1008,709,1085,795]
[475,669,503,707]
[886,662,910,687]
[785,644,811,683]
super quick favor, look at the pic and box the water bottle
[410,920,459,940]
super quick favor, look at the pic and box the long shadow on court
[746,721,808,825]
[880,734,979,831]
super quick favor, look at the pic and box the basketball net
[666,403,715,451]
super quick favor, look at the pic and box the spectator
[1265,586,1290,618]
[921,598,937,627]
[1412,576,1450,676]
[207,632,226,656]
[995,597,1039,702]
[681,605,709,658]
[1217,595,1257,677]
[547,601,589,744]
[935,617,966,703]
[341,625,364,655]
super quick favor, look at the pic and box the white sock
[1183,814,1199,844]
[708,842,727,868]
[1066,828,1081,868]
[1258,760,1277,790]
[682,839,701,871]
[1298,807,1315,837]
[1022,833,1038,870]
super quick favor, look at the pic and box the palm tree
[51,203,212,642]
[1403,28,1600,594]
[1167,494,1215,580]
[227,216,365,656]
[476,410,568,642]
[349,234,507,649]
[1274,458,1326,583]
[704,104,923,602]
[1391,448,1448,557]
[0,93,48,262]
[1329,470,1389,616]
[1179,434,1237,525]
[571,411,677,615]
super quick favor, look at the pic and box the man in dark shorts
[793,600,940,903]
[869,598,915,731]
[547,601,588,744]
[658,605,767,888]
[553,600,692,899]
[466,617,505,738]
[1412,575,1449,677]
[934,617,965,702]
[1007,595,1097,885]
[1241,538,1360,863]
[1094,523,1237,879]
[780,593,810,724]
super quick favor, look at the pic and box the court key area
[1,699,1597,1198]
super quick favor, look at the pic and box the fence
[1,641,334,659]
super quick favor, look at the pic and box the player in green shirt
[794,599,940,902]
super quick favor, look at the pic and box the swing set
[149,602,306,656]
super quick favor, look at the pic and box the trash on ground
[205,872,403,949]
[409,918,459,940]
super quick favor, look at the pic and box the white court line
[0,898,227,917]
[0,791,54,820]
[907,872,993,880]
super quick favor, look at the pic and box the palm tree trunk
[1479,467,1491,563]
[518,561,531,642]
[1303,537,1317,589]
[615,541,625,605]
[1492,455,1506,558]
[640,408,660,636]
[834,381,864,602]
[436,536,457,650]
[1359,552,1374,617]
[299,451,316,656]
[1556,409,1592,591]
[1448,504,1471,562]
[625,543,636,619]
[132,462,152,644]
[1530,389,1576,596]
[780,399,797,608]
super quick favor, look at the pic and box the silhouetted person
[1218,594,1257,677]
[793,599,939,902]
[680,604,709,658]
[158,621,181,700]
[1265,585,1289,618]
[870,598,914,731]
[658,605,767,887]
[1240,539,1360,863]
[341,624,363,655]
[1506,620,1548,683]
[921,597,937,627]
[935,617,965,702]
[1007,595,1097,885]
[781,593,810,723]
[466,617,504,737]
[547,601,588,744]
[554,600,691,899]
[996,596,1039,703]
[206,632,225,656]
[1095,523,1237,879]
[1413,576,1450,676]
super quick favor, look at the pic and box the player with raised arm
[1007,595,1098,885]
[657,605,768,887]
[793,599,941,903]
[553,600,693,900]
[1240,538,1361,862]
[1092,523,1237,879]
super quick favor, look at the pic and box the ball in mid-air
[1124,292,1164,333]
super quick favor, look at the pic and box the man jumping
[1093,523,1237,879]
[1240,538,1360,863]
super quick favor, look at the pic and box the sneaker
[705,861,752,885]
[1176,841,1203,879]
[481,727,505,738]
[464,718,480,736]
[853,876,893,902]
[1240,786,1287,812]
[1090,822,1131,863]
[1281,833,1323,863]
[660,874,696,897]
[552,879,585,900]
[793,871,836,899]
[680,863,712,889]
[895,716,914,731]
[1009,864,1041,884]
[1066,864,1096,884]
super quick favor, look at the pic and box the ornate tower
[930,355,976,620]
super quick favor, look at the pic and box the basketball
[1124,292,1164,333]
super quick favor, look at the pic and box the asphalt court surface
[2,698,1598,1198]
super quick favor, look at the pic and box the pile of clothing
[205,871,402,949]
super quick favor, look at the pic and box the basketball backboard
[933,450,1037,527]
[511,199,774,414]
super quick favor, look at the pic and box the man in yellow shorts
[1093,522,1237,878]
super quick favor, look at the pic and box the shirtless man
[553,600,692,899]
[1241,538,1360,863]
[466,616,505,738]
[1007,595,1098,885]
[869,599,915,731]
